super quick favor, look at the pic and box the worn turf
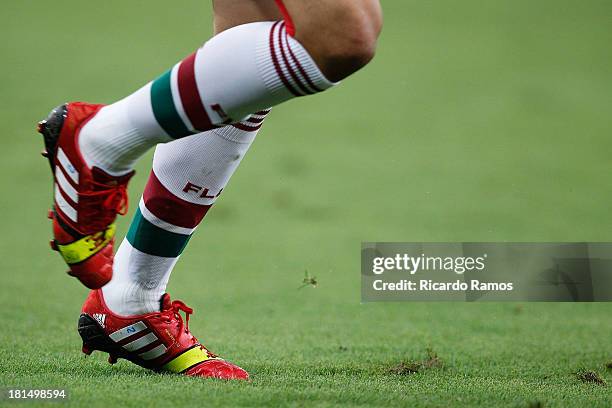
[1,0,611,406]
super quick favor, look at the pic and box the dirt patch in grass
[388,361,422,375]
[576,369,606,386]
[388,348,444,375]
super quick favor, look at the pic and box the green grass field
[1,0,611,406]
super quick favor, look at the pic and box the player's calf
[40,1,381,195]
[280,0,383,82]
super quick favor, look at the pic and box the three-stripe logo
[54,147,79,222]
[108,322,168,361]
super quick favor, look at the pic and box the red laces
[102,185,129,215]
[163,298,218,358]
[79,181,129,216]
[171,300,193,332]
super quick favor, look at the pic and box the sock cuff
[101,239,177,315]
[213,109,271,143]
[256,21,336,98]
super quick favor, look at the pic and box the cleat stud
[47,210,54,219]
[41,150,49,158]
[82,344,93,355]
[37,121,46,134]
[108,354,118,365]
[49,240,58,251]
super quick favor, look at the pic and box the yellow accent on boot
[162,347,214,373]
[56,224,116,264]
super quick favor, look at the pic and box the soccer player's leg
[76,7,279,379]
[79,116,268,380]
[41,0,382,378]
[38,0,380,288]
[276,0,383,82]
[214,0,383,82]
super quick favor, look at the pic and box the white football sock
[79,21,334,175]
[101,112,268,315]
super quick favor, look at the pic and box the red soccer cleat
[78,290,249,380]
[38,103,134,289]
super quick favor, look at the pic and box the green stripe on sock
[126,208,192,257]
[150,69,193,139]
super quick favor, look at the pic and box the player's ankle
[101,282,163,316]
[78,99,157,177]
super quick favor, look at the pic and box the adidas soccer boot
[38,103,134,289]
[78,289,249,380]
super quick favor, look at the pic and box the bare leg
[212,0,282,34]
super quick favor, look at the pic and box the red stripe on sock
[232,111,269,131]
[284,29,323,93]
[274,0,295,36]
[232,122,263,132]
[278,23,313,95]
[143,171,211,229]
[269,21,301,97]
[178,53,213,131]
[247,116,266,124]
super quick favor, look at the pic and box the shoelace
[79,181,129,216]
[171,300,193,333]
[158,299,219,359]
[103,185,129,215]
